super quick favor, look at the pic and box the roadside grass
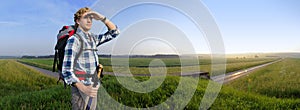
[1,59,299,109]
[18,58,53,71]
[0,59,300,110]
[1,74,299,109]
[18,58,277,75]
[0,85,71,109]
[0,60,57,97]
[228,58,300,99]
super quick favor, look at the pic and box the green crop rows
[1,59,299,109]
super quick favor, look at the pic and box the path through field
[19,62,209,78]
[19,59,282,83]
[21,63,59,78]
[211,58,283,84]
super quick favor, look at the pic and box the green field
[0,60,57,97]
[228,58,300,99]
[18,57,277,75]
[1,59,299,109]
[0,60,70,109]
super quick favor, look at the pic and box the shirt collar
[76,28,90,39]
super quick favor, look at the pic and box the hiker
[61,7,120,110]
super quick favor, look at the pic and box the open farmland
[228,58,300,99]
[18,57,278,75]
[1,59,299,109]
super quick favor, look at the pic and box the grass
[1,60,300,109]
[18,58,54,71]
[18,57,278,75]
[1,86,71,109]
[228,58,300,99]
[0,60,57,97]
[1,75,299,109]
[0,60,71,109]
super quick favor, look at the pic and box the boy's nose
[87,18,92,22]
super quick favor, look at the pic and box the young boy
[62,7,120,110]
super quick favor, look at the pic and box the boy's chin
[84,27,91,31]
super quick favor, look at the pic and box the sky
[0,0,299,56]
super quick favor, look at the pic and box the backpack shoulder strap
[91,34,97,44]
[59,33,84,89]
[52,50,58,72]
[73,33,84,70]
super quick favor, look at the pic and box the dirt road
[211,59,282,84]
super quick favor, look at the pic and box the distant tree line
[103,54,179,58]
[21,54,180,59]
[21,55,54,59]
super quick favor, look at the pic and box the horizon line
[1,51,300,57]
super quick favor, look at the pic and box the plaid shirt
[62,27,120,85]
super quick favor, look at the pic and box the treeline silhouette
[21,54,179,59]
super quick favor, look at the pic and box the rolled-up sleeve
[95,26,120,46]
[62,36,81,85]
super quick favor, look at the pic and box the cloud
[0,21,23,26]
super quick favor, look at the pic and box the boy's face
[77,12,93,32]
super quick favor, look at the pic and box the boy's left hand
[86,11,106,21]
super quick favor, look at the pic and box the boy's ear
[76,19,80,25]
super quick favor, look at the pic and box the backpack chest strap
[75,71,95,81]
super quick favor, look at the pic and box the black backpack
[52,25,83,88]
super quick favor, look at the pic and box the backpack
[52,25,78,88]
[52,25,104,88]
